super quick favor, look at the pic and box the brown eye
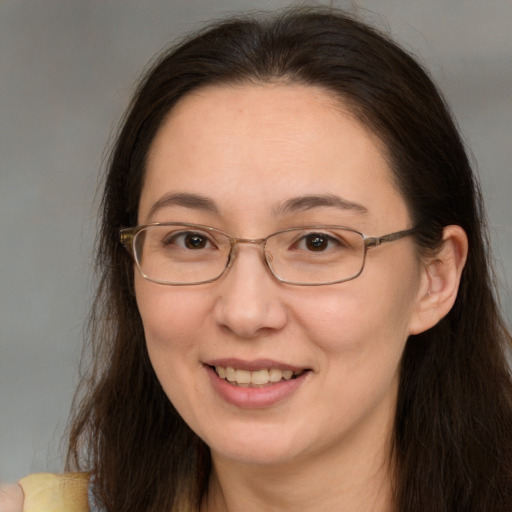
[162,231,214,250]
[291,231,348,253]
[305,233,329,251]
[184,233,208,249]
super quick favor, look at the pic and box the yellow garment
[18,473,89,512]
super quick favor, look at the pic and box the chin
[203,423,313,467]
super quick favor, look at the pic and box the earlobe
[409,225,468,335]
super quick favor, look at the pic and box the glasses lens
[133,225,230,284]
[266,227,365,284]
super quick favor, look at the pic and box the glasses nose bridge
[230,236,266,248]
[226,236,269,268]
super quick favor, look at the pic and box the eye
[163,231,216,250]
[295,232,345,252]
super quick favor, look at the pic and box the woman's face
[135,84,426,468]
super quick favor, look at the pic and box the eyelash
[162,231,217,249]
[291,232,347,252]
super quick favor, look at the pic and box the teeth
[251,369,270,385]
[235,369,251,384]
[225,367,236,381]
[215,366,302,386]
[269,368,283,382]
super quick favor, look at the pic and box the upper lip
[205,358,308,372]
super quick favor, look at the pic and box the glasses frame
[120,222,416,286]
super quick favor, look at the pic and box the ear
[408,225,468,335]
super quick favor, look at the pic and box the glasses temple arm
[364,227,416,248]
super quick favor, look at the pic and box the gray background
[1,0,510,483]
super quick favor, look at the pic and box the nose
[212,243,288,338]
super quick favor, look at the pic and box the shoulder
[0,483,24,512]
[1,473,90,512]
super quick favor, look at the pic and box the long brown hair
[67,7,512,511]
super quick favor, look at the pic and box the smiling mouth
[212,366,307,387]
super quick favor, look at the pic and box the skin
[0,484,24,512]
[135,83,466,512]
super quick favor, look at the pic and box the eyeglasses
[119,223,416,286]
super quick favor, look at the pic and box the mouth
[211,365,307,387]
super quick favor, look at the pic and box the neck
[201,425,395,512]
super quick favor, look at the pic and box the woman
[3,6,511,512]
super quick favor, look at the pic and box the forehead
[140,83,408,231]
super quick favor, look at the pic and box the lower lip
[205,366,308,409]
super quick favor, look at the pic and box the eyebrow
[273,194,368,215]
[147,191,368,220]
[147,192,219,219]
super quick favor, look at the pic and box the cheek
[291,253,422,356]
[135,277,211,357]
[134,278,212,416]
